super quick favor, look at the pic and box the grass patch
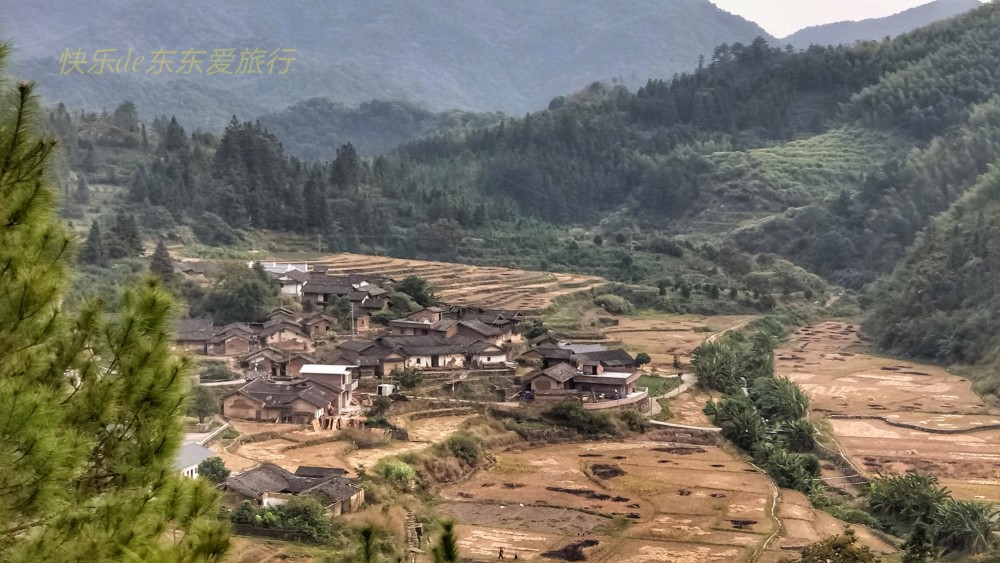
[492,456,534,475]
[651,398,673,422]
[637,375,681,397]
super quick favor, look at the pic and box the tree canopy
[0,54,228,561]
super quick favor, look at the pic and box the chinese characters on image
[58,47,297,76]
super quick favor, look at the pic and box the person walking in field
[499,547,505,559]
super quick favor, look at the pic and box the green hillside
[40,1,1000,392]
[256,98,503,159]
[865,164,1000,388]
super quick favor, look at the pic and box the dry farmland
[779,321,1000,500]
[211,414,476,478]
[303,253,604,313]
[436,432,894,562]
[603,314,755,371]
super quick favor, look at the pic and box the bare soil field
[216,414,475,477]
[779,321,1000,501]
[779,322,989,416]
[301,253,604,313]
[436,435,890,561]
[828,418,1000,500]
[603,314,754,371]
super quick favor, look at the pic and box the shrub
[392,367,424,390]
[542,400,615,436]
[229,497,333,544]
[617,409,648,433]
[199,361,237,382]
[635,352,651,366]
[445,433,483,467]
[594,294,632,314]
[373,459,416,491]
[198,457,230,484]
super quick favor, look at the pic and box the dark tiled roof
[529,333,558,346]
[294,466,348,478]
[260,323,309,339]
[226,463,296,498]
[302,312,337,325]
[458,319,502,337]
[337,339,375,353]
[539,362,580,383]
[576,349,635,368]
[360,297,387,310]
[175,318,214,342]
[228,378,335,409]
[303,476,362,504]
[243,346,286,363]
[281,269,308,283]
[378,334,483,356]
[533,345,572,360]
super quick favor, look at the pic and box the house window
[416,358,421,365]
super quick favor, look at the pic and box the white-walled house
[175,442,218,478]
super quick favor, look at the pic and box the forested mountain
[43,1,1000,390]
[5,0,772,129]
[256,99,503,160]
[782,0,981,47]
[866,165,1000,388]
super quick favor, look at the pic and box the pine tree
[78,220,107,267]
[73,174,89,205]
[150,239,175,282]
[432,520,460,563]
[108,209,143,259]
[0,61,229,561]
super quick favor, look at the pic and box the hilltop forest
[46,1,1000,393]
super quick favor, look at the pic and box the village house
[301,311,338,340]
[243,347,287,378]
[268,307,299,325]
[299,364,358,414]
[269,269,308,297]
[395,307,523,346]
[222,376,338,424]
[174,442,218,478]
[523,348,647,410]
[468,342,508,368]
[284,352,317,377]
[573,349,637,374]
[174,318,214,355]
[210,322,258,356]
[333,340,405,378]
[301,273,351,310]
[224,463,364,516]
[260,320,312,352]
[300,273,394,312]
[336,334,508,372]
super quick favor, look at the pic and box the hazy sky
[710,0,982,37]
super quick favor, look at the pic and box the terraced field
[304,253,604,313]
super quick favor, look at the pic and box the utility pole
[350,301,356,337]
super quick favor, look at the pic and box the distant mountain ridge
[782,0,982,47]
[3,0,773,130]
